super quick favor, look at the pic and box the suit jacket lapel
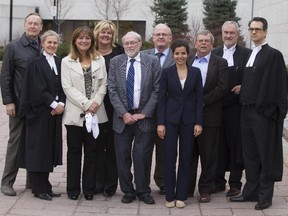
[140,53,149,91]
[204,54,217,90]
[183,66,192,93]
[120,56,128,94]
[162,49,174,68]
[233,45,242,67]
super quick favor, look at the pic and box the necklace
[98,47,112,54]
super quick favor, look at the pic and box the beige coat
[61,55,108,126]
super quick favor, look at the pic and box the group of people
[1,12,287,211]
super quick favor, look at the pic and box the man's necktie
[156,52,163,59]
[126,59,136,110]
[31,40,38,50]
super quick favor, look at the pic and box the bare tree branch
[44,0,73,33]
[91,0,113,20]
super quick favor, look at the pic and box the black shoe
[159,186,165,195]
[34,193,52,201]
[121,194,136,204]
[84,194,93,200]
[138,193,155,204]
[229,195,247,202]
[68,195,79,200]
[229,194,258,202]
[226,188,241,197]
[255,201,272,210]
[103,191,115,197]
[48,192,61,197]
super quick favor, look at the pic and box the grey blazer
[142,48,175,68]
[108,53,161,133]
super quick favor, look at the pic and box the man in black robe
[212,21,251,197]
[230,17,288,210]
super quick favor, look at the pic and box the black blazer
[157,64,204,126]
[212,45,252,106]
[188,53,229,127]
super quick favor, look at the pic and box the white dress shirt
[223,44,236,67]
[246,41,267,67]
[43,51,63,109]
[127,53,141,109]
[155,47,169,67]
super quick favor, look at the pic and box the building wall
[0,0,287,63]
[253,0,288,63]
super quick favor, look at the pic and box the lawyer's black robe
[19,54,65,172]
[240,44,288,181]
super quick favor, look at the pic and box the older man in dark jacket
[0,13,42,196]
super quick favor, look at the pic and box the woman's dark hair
[170,39,190,55]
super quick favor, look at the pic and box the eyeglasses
[123,41,139,46]
[248,28,263,33]
[153,33,170,37]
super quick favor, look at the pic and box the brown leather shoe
[199,193,211,203]
[226,188,241,197]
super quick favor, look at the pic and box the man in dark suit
[0,13,43,196]
[212,21,251,197]
[230,17,288,211]
[108,31,161,204]
[142,23,175,195]
[188,30,229,202]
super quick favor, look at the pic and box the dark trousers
[164,121,195,202]
[188,144,199,196]
[153,135,165,189]
[95,121,118,194]
[215,104,243,190]
[241,106,275,202]
[114,124,155,196]
[197,126,221,194]
[65,124,103,196]
[1,116,30,188]
[30,172,51,194]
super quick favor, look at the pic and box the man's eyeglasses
[248,28,263,33]
[153,33,170,37]
[123,41,139,46]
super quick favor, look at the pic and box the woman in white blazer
[61,26,108,201]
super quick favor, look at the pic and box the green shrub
[141,41,154,51]
[57,41,70,59]
[0,47,4,61]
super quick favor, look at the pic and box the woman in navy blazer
[157,39,204,208]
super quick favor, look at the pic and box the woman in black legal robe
[19,30,65,201]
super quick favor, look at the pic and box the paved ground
[1,95,288,216]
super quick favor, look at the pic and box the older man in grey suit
[142,23,175,195]
[108,31,161,204]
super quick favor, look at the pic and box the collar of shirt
[127,52,141,63]
[154,47,169,56]
[245,42,267,67]
[43,51,58,75]
[195,52,211,63]
[154,48,169,67]
[224,44,236,52]
[251,41,267,50]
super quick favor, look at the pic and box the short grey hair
[41,30,61,43]
[222,21,240,33]
[122,31,142,43]
[196,30,214,45]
